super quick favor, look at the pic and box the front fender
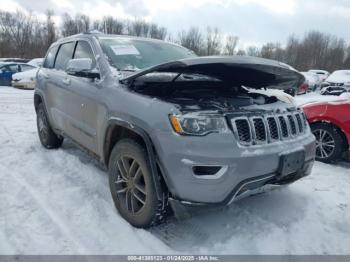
[102,117,166,200]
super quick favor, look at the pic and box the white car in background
[326,70,350,85]
[11,58,43,89]
[320,70,350,96]
[27,58,44,67]
[308,69,330,82]
[300,71,321,91]
[12,68,38,89]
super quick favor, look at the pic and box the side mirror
[66,58,99,79]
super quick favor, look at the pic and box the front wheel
[311,123,345,163]
[108,139,168,228]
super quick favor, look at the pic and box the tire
[108,139,168,228]
[36,103,63,149]
[311,123,345,163]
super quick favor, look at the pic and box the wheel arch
[103,118,169,200]
[34,91,43,112]
[310,120,349,151]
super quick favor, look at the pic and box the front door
[67,40,104,154]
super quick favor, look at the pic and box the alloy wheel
[113,155,147,214]
[313,129,335,159]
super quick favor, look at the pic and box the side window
[0,66,10,72]
[73,41,96,68]
[54,42,75,71]
[8,65,19,72]
[20,64,35,72]
[43,45,58,69]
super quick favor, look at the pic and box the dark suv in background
[35,32,316,228]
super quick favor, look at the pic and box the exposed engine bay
[127,70,294,112]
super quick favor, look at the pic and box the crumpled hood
[121,56,305,90]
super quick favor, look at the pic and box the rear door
[44,41,87,144]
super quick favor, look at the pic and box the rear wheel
[36,103,63,149]
[311,123,345,163]
[108,139,168,228]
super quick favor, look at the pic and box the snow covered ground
[0,87,350,255]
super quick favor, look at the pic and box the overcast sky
[1,0,349,48]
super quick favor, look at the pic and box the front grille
[278,116,289,138]
[252,118,266,142]
[295,113,303,133]
[267,117,279,140]
[231,111,307,146]
[234,119,251,143]
[287,115,297,135]
[301,112,308,126]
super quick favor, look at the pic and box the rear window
[43,46,58,69]
[54,42,75,70]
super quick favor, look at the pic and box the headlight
[169,114,228,136]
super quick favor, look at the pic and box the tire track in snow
[150,218,210,251]
[0,230,15,254]
[7,169,88,254]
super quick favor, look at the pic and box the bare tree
[246,46,260,57]
[344,45,350,69]
[149,23,167,40]
[282,31,347,71]
[284,35,300,66]
[1,9,349,70]
[223,35,239,55]
[129,19,143,36]
[0,10,34,57]
[113,20,124,34]
[45,10,57,49]
[260,42,275,59]
[61,13,78,37]
[99,16,123,34]
[236,49,246,56]
[204,27,222,55]
[75,14,90,32]
[178,27,203,55]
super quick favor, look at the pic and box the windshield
[98,37,196,71]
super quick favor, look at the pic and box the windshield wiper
[120,68,138,72]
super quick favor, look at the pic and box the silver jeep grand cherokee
[35,32,316,228]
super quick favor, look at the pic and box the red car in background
[302,100,350,162]
[298,82,309,95]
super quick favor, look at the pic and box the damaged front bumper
[169,159,314,219]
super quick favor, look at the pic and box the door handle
[62,78,71,85]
